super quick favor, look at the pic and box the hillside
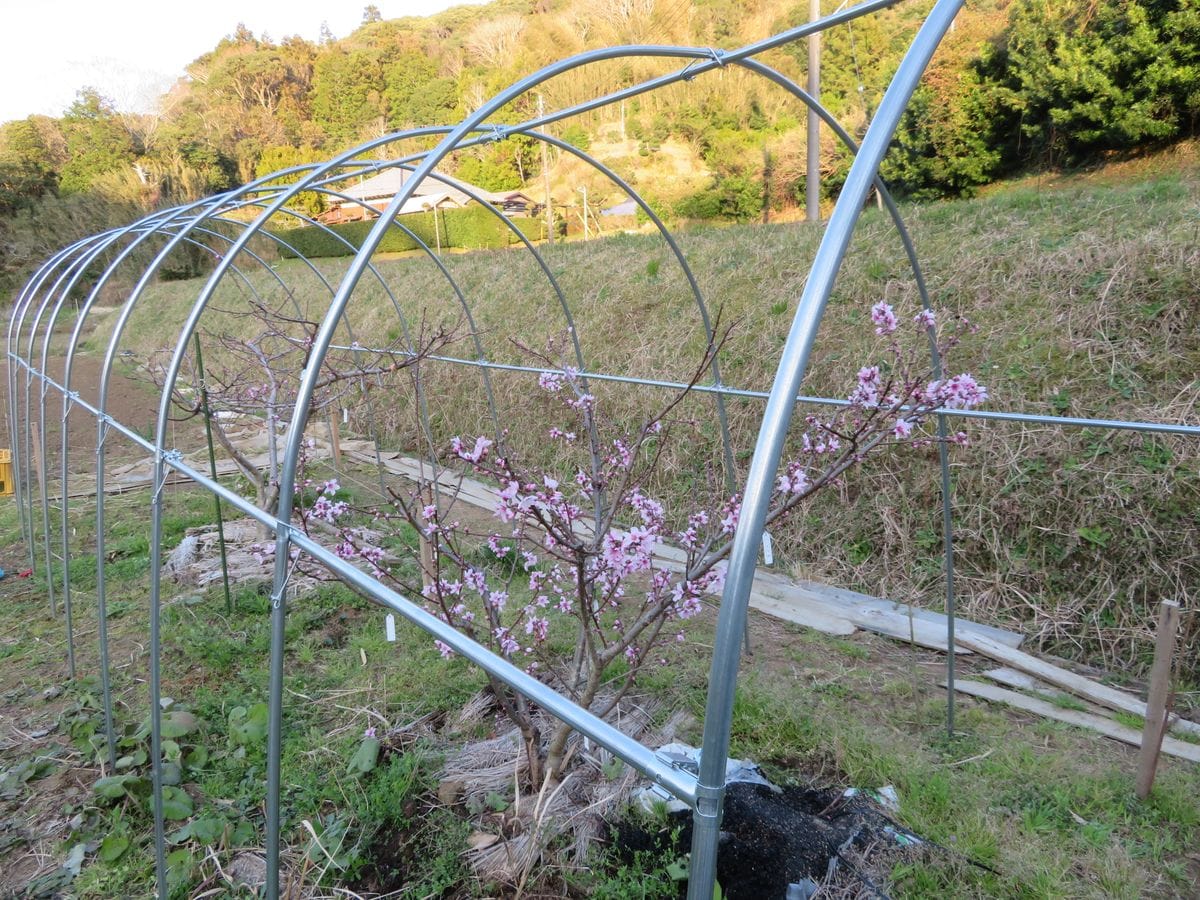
[93,157,1200,683]
[7,152,1196,899]
[5,0,1200,295]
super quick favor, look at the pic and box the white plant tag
[762,532,774,566]
[385,614,396,642]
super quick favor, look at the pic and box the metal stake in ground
[193,334,233,615]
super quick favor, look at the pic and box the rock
[162,535,201,584]
[437,779,465,807]
[228,852,267,888]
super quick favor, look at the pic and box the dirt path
[3,353,203,481]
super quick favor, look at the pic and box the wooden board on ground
[344,448,1025,648]
[956,632,1200,739]
[949,679,1200,765]
[795,580,1024,648]
[980,668,1113,717]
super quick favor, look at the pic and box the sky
[0,1,483,125]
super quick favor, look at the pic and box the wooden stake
[30,421,44,488]
[418,484,435,590]
[328,408,343,468]
[1136,600,1181,799]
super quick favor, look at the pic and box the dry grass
[86,164,1200,687]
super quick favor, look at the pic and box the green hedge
[272,205,546,259]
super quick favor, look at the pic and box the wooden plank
[980,668,1112,717]
[795,579,1024,648]
[348,448,1033,646]
[747,590,856,636]
[956,632,1200,739]
[950,679,1200,764]
[759,577,968,654]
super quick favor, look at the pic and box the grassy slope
[96,156,1200,683]
[16,153,1187,896]
[1,461,1198,897]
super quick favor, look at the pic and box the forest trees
[2,0,1199,286]
[884,0,1200,197]
[58,90,140,195]
[0,120,57,215]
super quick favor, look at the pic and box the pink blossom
[871,301,898,335]
[434,640,454,660]
[776,462,810,496]
[321,479,341,495]
[538,371,565,392]
[611,438,633,469]
[927,373,988,410]
[720,496,741,535]
[548,427,577,441]
[495,628,519,656]
[913,308,936,330]
[629,491,664,529]
[566,393,596,412]
[495,480,522,523]
[892,418,914,439]
[310,495,348,523]
[849,365,882,408]
[524,617,550,642]
[450,435,493,463]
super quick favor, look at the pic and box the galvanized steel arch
[2,2,1077,897]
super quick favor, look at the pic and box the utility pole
[806,0,821,223]
[538,93,554,243]
[578,186,589,239]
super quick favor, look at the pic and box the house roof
[335,168,472,206]
[602,198,638,217]
[334,167,539,210]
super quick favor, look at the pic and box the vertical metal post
[194,335,233,615]
[539,93,555,243]
[938,418,956,737]
[686,3,965,896]
[265,527,291,900]
[147,461,169,899]
[806,0,821,223]
[93,419,117,768]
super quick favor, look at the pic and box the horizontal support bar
[325,344,1200,438]
[287,528,701,805]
